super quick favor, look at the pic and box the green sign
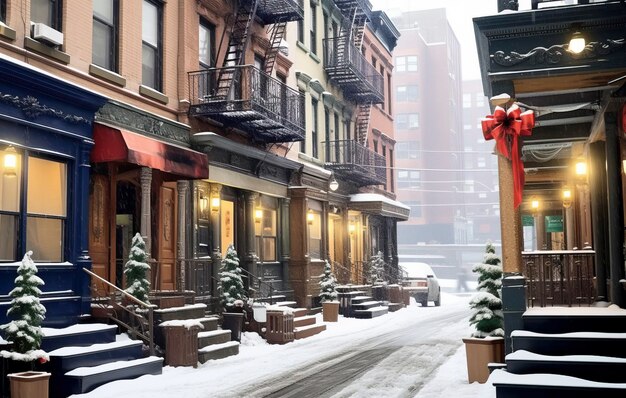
[545,215,563,233]
[522,215,534,227]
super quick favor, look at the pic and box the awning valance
[92,124,208,179]
[349,193,410,221]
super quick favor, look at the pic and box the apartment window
[324,108,330,160]
[396,113,419,130]
[463,93,471,108]
[1,1,6,23]
[142,0,162,91]
[307,206,322,260]
[373,140,378,154]
[311,98,319,158]
[396,55,417,72]
[387,73,392,114]
[199,19,215,68]
[31,0,62,30]
[396,85,419,102]
[372,57,377,70]
[297,17,304,43]
[309,2,317,54]
[300,89,306,153]
[396,141,420,159]
[334,112,340,161]
[345,119,351,141]
[475,93,485,107]
[92,0,118,71]
[398,170,420,189]
[0,149,67,262]
[389,149,394,192]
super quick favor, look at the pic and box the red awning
[91,124,208,179]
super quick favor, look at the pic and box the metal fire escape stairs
[264,20,288,75]
[215,0,259,99]
[356,102,372,145]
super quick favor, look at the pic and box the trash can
[162,325,200,367]
[222,312,244,342]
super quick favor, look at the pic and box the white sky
[370,0,534,81]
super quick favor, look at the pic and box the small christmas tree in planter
[319,260,339,322]
[0,251,51,397]
[219,245,248,342]
[124,233,151,304]
[463,241,505,384]
[368,251,387,301]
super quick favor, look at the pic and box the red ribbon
[481,104,534,209]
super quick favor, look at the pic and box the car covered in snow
[400,262,441,307]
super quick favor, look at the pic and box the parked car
[400,262,441,307]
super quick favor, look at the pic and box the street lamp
[568,31,586,54]
[329,175,339,191]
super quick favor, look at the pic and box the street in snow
[72,293,495,398]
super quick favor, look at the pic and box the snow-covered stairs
[292,308,326,339]
[153,303,240,364]
[41,324,163,398]
[336,285,389,319]
[492,306,626,398]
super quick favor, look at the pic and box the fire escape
[188,0,305,143]
[323,0,386,187]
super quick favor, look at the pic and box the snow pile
[240,332,267,347]
[159,320,205,330]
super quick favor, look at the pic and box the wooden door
[89,174,110,293]
[157,182,177,290]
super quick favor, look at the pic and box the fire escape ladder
[264,20,288,76]
[356,102,372,145]
[215,0,259,99]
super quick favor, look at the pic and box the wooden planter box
[8,371,50,398]
[462,337,505,383]
[265,311,294,344]
[322,302,339,322]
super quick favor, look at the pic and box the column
[590,141,608,301]
[140,167,152,256]
[210,184,223,295]
[245,191,259,289]
[604,112,625,307]
[280,198,291,289]
[177,180,189,290]
[535,209,545,250]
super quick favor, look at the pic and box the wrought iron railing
[323,36,384,103]
[324,140,386,186]
[188,65,305,142]
[83,268,155,356]
[256,0,304,23]
[332,0,373,20]
[521,250,596,307]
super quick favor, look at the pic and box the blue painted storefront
[0,56,106,327]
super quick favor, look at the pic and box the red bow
[481,104,534,209]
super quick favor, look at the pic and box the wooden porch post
[498,155,523,274]
[140,167,152,256]
[590,141,608,301]
[177,180,189,290]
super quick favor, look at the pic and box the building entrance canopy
[349,193,410,220]
[92,123,208,179]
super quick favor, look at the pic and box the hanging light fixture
[531,197,540,215]
[575,160,587,178]
[3,146,17,176]
[329,175,339,191]
[307,209,315,225]
[568,31,586,54]
[210,196,220,212]
[255,209,263,223]
[562,186,572,209]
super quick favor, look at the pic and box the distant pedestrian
[457,266,469,292]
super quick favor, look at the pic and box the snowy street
[73,293,495,398]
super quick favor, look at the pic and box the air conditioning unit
[32,23,64,46]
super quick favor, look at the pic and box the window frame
[141,0,163,92]
[0,148,69,263]
[199,17,215,69]
[31,0,62,31]
[309,2,317,55]
[92,0,119,72]
[311,98,319,158]
[1,0,6,23]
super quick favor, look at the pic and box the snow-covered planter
[463,241,505,384]
[319,260,339,322]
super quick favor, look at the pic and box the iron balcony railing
[332,0,373,21]
[323,37,384,104]
[256,0,304,23]
[189,65,305,143]
[521,250,596,307]
[324,140,386,186]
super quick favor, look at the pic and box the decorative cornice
[492,38,624,67]
[0,91,90,124]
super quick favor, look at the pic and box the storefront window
[0,150,66,262]
[308,210,322,260]
[0,147,22,260]
[255,196,277,262]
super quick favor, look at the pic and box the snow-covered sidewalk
[73,293,496,398]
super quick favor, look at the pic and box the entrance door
[89,174,110,292]
[157,182,177,290]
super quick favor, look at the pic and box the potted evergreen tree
[124,233,151,304]
[319,260,339,322]
[0,251,50,398]
[368,251,386,301]
[462,241,505,383]
[219,245,248,342]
